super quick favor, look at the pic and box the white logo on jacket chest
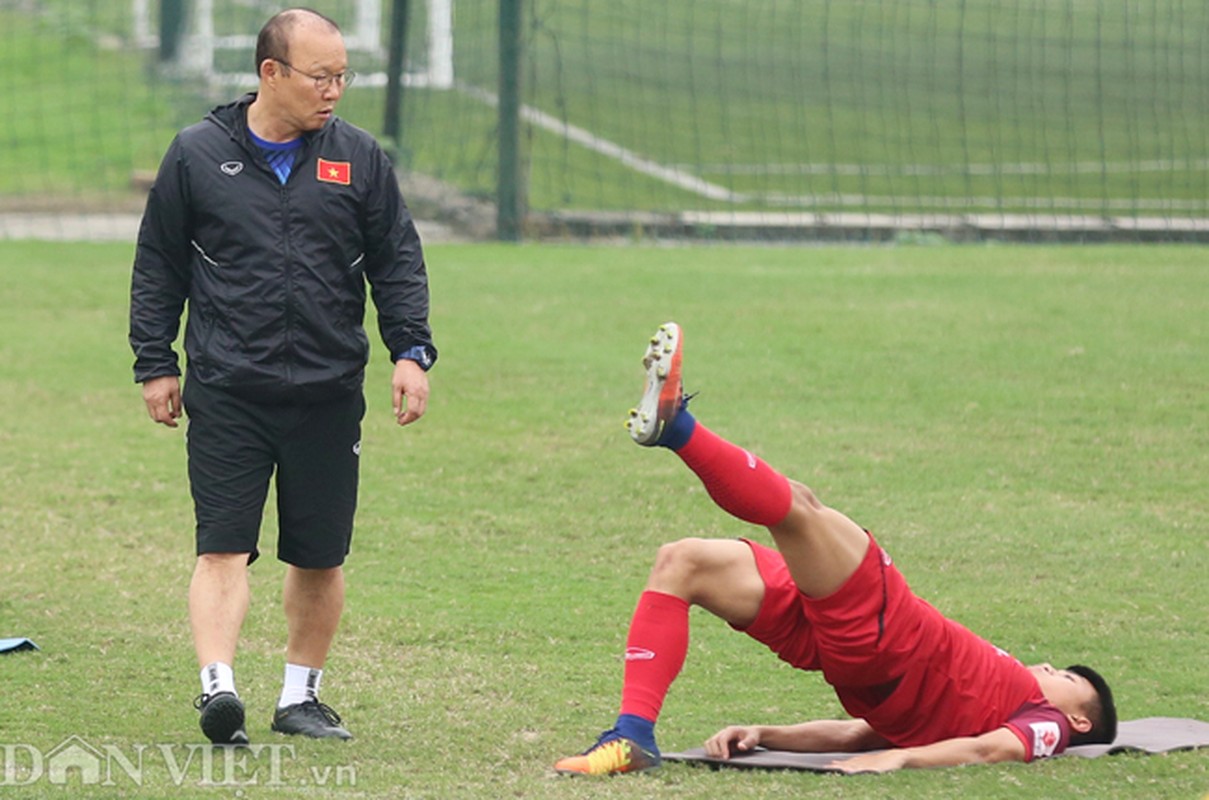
[219,161,244,176]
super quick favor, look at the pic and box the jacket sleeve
[360,145,437,368]
[129,136,193,383]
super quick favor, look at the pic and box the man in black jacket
[129,8,435,744]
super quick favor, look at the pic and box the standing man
[130,8,436,744]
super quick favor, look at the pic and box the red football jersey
[741,537,1074,760]
[835,594,1072,757]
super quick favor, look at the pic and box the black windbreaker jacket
[130,94,436,404]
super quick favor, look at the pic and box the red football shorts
[734,533,931,691]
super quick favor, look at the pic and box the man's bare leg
[190,552,250,669]
[189,552,251,744]
[283,564,344,669]
[271,564,353,739]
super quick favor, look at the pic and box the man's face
[272,23,348,136]
[1029,663,1098,717]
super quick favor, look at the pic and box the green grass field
[0,240,1206,798]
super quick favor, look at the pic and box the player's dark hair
[1066,664,1117,746]
[254,8,341,76]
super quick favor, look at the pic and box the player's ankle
[615,713,659,755]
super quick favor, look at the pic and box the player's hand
[704,725,763,759]
[141,375,182,428]
[391,358,429,426]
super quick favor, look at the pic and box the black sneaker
[194,692,249,745]
[271,700,353,740]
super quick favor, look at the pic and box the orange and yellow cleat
[553,735,661,776]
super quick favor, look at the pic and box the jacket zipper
[281,180,294,388]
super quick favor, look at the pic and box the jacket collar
[206,93,331,147]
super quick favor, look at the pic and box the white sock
[278,663,322,709]
[200,662,236,698]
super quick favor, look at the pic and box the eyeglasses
[275,59,356,91]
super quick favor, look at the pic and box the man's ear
[1068,712,1093,735]
[259,58,280,85]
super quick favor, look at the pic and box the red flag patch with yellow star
[317,158,351,185]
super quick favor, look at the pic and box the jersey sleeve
[1003,701,1071,761]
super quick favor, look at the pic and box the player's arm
[705,719,888,758]
[830,726,1027,773]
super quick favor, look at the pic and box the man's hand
[391,358,429,426]
[141,375,182,427]
[704,725,763,759]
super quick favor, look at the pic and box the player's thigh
[769,481,870,598]
[647,537,764,626]
[730,538,823,670]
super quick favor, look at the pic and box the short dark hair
[1066,664,1117,746]
[254,8,341,75]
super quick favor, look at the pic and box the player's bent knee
[770,482,833,539]
[646,538,747,602]
[648,538,708,588]
[783,481,826,520]
[787,480,824,511]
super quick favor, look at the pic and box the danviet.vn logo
[1,736,356,789]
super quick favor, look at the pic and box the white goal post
[133,0,454,89]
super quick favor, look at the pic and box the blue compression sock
[615,713,660,756]
[658,405,697,451]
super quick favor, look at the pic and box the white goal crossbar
[133,0,454,89]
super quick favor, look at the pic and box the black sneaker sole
[270,719,354,740]
[271,705,353,740]
[200,693,248,744]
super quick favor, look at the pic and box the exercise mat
[664,717,1209,773]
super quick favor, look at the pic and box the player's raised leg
[632,322,869,597]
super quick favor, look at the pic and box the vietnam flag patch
[317,158,351,185]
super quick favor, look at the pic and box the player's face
[274,24,348,135]
[1028,663,1097,715]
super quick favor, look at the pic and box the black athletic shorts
[182,378,365,568]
